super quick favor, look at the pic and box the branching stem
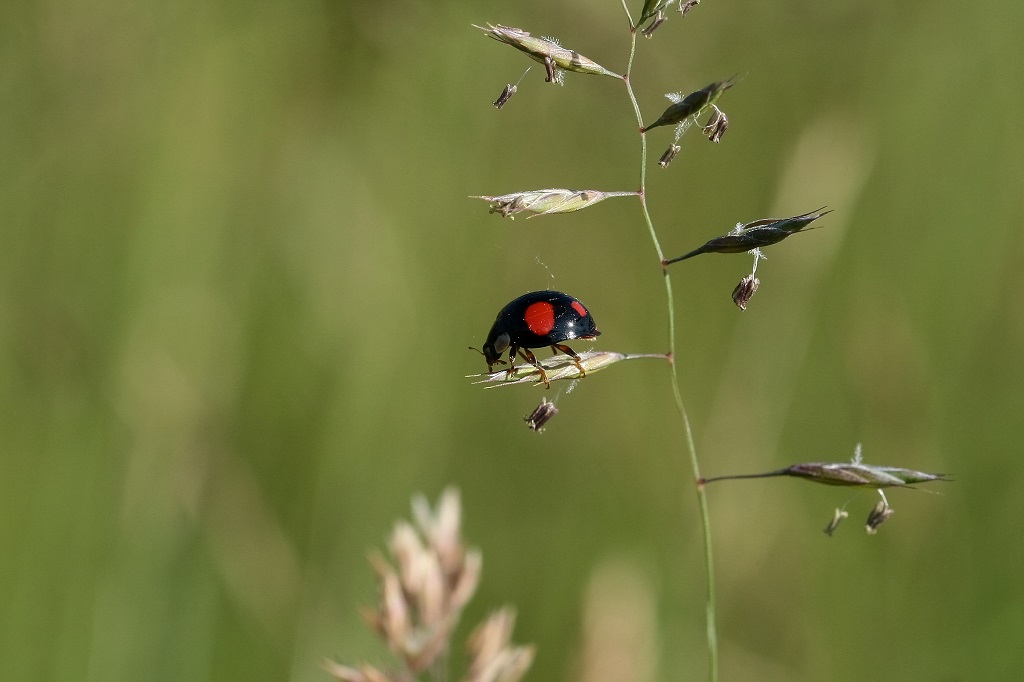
[622,23,719,682]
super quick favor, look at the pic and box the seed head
[354,490,485,673]
[701,444,949,490]
[328,491,532,682]
[642,77,737,133]
[469,351,669,388]
[779,461,949,488]
[472,188,637,219]
[664,208,833,264]
[474,24,622,82]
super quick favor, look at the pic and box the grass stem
[621,25,719,682]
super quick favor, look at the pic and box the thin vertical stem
[621,21,719,682]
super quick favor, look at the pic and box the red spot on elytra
[571,300,588,317]
[524,301,556,336]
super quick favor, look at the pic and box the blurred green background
[2,0,1022,679]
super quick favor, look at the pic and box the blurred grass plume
[325,489,533,682]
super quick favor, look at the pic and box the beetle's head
[482,329,510,368]
[470,332,509,372]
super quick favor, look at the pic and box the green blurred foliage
[2,0,1022,679]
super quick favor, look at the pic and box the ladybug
[476,290,600,387]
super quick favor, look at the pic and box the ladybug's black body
[480,290,600,387]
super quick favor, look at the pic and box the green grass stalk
[619,5,719,680]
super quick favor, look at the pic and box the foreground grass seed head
[472,189,638,219]
[326,489,533,682]
[475,23,622,83]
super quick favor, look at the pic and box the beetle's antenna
[468,346,505,365]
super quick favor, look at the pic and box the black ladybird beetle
[477,290,600,388]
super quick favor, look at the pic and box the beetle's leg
[519,348,550,388]
[505,344,519,379]
[551,343,586,378]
